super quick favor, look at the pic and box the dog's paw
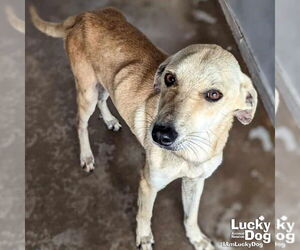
[138,242,154,250]
[192,239,215,250]
[185,223,215,250]
[80,155,95,173]
[104,117,122,131]
[136,234,154,250]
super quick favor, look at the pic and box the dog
[30,6,257,250]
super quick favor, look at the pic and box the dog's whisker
[182,140,200,159]
[187,130,217,146]
[185,135,210,142]
[186,142,202,162]
[189,140,210,155]
[192,137,211,146]
[183,136,212,153]
[184,136,211,148]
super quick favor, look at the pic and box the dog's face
[151,44,257,161]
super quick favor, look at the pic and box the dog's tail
[29,5,76,38]
[5,6,25,34]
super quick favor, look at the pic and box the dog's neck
[132,89,160,146]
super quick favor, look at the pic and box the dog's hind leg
[97,85,122,131]
[67,32,99,172]
[182,177,215,250]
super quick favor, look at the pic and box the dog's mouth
[152,140,181,151]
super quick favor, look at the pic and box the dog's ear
[154,57,172,92]
[234,73,258,125]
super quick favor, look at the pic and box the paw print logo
[281,216,288,221]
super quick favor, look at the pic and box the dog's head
[151,44,257,161]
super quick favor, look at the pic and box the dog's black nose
[152,123,178,147]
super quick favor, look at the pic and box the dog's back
[70,8,165,92]
[30,6,165,125]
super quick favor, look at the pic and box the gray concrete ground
[275,99,300,249]
[0,0,25,249]
[26,0,274,249]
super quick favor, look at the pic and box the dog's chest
[147,156,198,188]
[179,154,223,179]
[148,151,223,189]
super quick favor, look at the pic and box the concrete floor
[0,0,25,249]
[275,100,300,249]
[26,0,274,249]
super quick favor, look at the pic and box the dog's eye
[164,73,176,87]
[205,89,223,102]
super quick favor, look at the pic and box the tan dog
[30,6,257,250]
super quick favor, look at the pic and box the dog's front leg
[136,172,159,250]
[182,177,215,250]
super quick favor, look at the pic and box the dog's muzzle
[151,122,178,148]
